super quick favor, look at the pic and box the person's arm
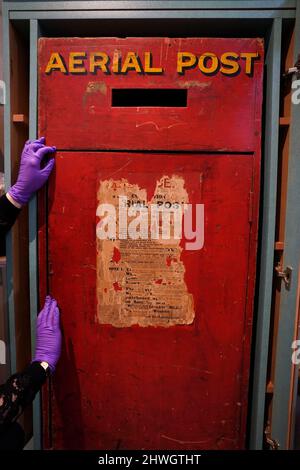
[0,194,21,255]
[0,362,47,426]
[0,296,61,426]
[0,137,56,255]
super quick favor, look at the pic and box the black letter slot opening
[111,88,187,107]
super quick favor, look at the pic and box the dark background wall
[0,1,4,174]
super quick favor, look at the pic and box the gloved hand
[8,137,56,205]
[32,296,62,374]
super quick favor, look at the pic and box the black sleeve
[0,362,47,426]
[0,194,21,256]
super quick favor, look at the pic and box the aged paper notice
[96,176,195,327]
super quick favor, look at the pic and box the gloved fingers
[46,298,58,328]
[29,142,44,154]
[26,137,46,146]
[52,306,61,330]
[31,142,46,153]
[37,295,52,326]
[36,145,56,161]
[40,157,55,179]
[22,141,44,154]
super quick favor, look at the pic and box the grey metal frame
[3,2,16,378]
[271,4,300,449]
[28,18,42,450]
[249,16,283,450]
[2,0,299,450]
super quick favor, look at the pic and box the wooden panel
[39,37,263,152]
[38,151,257,449]
[9,22,32,440]
[38,37,263,450]
[270,6,300,445]
[9,23,30,371]
[265,25,295,433]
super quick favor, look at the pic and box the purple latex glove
[32,296,62,374]
[8,137,56,205]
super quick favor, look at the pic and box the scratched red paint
[38,37,263,152]
[113,281,122,292]
[112,247,121,263]
[38,38,263,450]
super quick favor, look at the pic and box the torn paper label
[96,176,195,327]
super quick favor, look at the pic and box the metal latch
[283,54,300,78]
[275,263,293,289]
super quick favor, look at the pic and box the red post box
[38,37,263,449]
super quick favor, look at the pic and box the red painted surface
[39,37,263,152]
[38,38,263,450]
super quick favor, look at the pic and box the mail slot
[111,88,188,107]
[38,37,263,449]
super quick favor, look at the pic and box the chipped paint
[178,80,211,89]
[135,121,183,131]
[83,81,107,106]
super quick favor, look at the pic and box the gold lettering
[69,52,86,73]
[112,51,121,73]
[45,52,67,74]
[177,52,197,74]
[89,52,109,73]
[198,53,219,74]
[121,52,142,73]
[144,52,163,73]
[220,52,240,75]
[240,52,259,75]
